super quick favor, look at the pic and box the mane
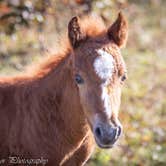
[19,15,107,80]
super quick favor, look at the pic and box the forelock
[80,15,106,37]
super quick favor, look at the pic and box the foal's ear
[108,12,128,48]
[68,16,86,48]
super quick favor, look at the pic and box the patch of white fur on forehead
[93,49,115,80]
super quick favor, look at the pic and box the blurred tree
[0,0,46,34]
[0,0,94,34]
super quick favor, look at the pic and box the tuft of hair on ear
[68,16,86,48]
[108,12,128,48]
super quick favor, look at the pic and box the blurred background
[0,0,166,165]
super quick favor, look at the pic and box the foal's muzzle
[94,122,122,148]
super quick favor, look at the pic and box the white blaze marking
[93,49,115,80]
[101,84,112,117]
[93,49,115,117]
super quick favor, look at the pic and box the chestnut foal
[0,12,128,166]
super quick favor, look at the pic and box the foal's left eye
[121,74,127,82]
[75,74,84,84]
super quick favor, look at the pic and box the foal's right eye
[75,74,84,84]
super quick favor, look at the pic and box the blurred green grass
[0,0,166,165]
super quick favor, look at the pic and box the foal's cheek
[77,85,96,123]
[77,85,89,110]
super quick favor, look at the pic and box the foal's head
[68,13,128,148]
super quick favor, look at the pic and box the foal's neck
[40,53,77,101]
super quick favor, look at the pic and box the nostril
[95,127,102,138]
[117,126,122,137]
